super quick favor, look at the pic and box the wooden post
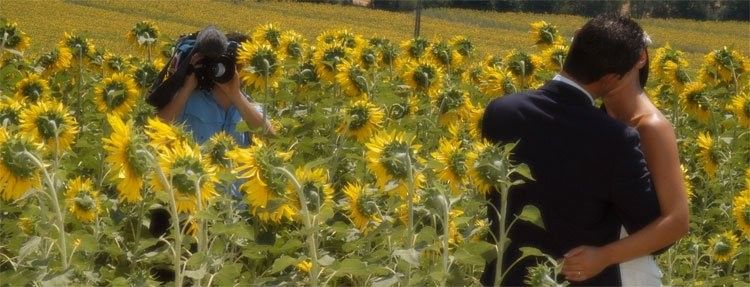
[414,0,422,39]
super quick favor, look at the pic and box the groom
[480,14,662,286]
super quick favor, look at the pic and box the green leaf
[214,263,242,286]
[455,241,496,265]
[393,249,420,267]
[335,258,370,276]
[318,255,335,266]
[513,163,534,181]
[18,236,41,262]
[184,265,207,280]
[371,275,400,287]
[269,255,297,274]
[518,205,545,230]
[519,247,544,258]
[110,277,130,287]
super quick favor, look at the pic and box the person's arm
[157,54,201,122]
[561,118,689,282]
[215,72,276,136]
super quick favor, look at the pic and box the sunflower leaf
[518,205,545,230]
[393,249,420,267]
[269,255,297,274]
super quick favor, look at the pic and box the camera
[194,41,239,90]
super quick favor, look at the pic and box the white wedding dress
[619,227,663,286]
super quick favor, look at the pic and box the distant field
[2,0,748,66]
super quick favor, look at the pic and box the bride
[561,37,690,286]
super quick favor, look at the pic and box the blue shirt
[177,90,250,146]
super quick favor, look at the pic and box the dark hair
[225,31,250,44]
[563,14,646,84]
[194,26,228,59]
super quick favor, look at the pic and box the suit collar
[540,80,597,107]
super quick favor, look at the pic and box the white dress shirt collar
[552,74,595,105]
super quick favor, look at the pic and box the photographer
[148,26,274,146]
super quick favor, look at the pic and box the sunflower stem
[274,166,319,287]
[144,150,184,287]
[440,193,451,287]
[493,183,509,287]
[22,150,68,270]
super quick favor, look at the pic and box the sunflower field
[0,12,749,287]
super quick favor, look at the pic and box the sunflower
[429,41,463,69]
[94,73,139,118]
[0,20,30,51]
[434,89,473,126]
[379,42,399,68]
[279,31,307,60]
[145,117,192,152]
[479,67,516,98]
[343,181,382,233]
[336,61,370,98]
[314,43,351,83]
[450,35,474,58]
[463,64,483,86]
[226,142,296,223]
[253,23,283,48]
[127,21,159,47]
[64,176,100,223]
[700,46,748,84]
[651,44,689,83]
[467,141,513,195]
[333,30,366,50]
[36,47,73,74]
[504,50,541,88]
[400,38,430,62]
[338,100,384,142]
[296,260,312,274]
[102,53,131,74]
[431,138,469,195]
[364,131,425,198]
[152,141,218,214]
[483,55,504,69]
[289,168,334,217]
[0,128,41,201]
[540,44,568,71]
[202,131,238,173]
[356,46,379,70]
[696,132,719,179]
[733,190,750,238]
[315,30,337,46]
[133,58,164,89]
[727,93,750,128]
[19,100,78,154]
[679,82,712,123]
[14,73,50,102]
[530,21,562,49]
[0,98,23,127]
[103,115,150,203]
[59,32,96,61]
[680,165,694,201]
[237,42,285,90]
[402,61,444,97]
[708,231,740,263]
[662,61,691,92]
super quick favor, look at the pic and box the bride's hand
[561,245,612,282]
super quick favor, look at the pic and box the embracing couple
[480,14,689,286]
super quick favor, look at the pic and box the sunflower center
[431,43,452,65]
[714,241,730,256]
[208,142,232,167]
[323,47,346,71]
[348,68,368,92]
[257,149,288,196]
[0,107,20,126]
[286,42,303,59]
[264,30,282,47]
[34,111,66,140]
[408,39,428,59]
[125,138,149,177]
[171,157,205,195]
[437,90,465,114]
[301,182,322,213]
[449,152,467,177]
[66,37,90,57]
[21,82,44,101]
[475,146,506,185]
[74,191,95,211]
[507,52,535,78]
[104,82,128,109]
[348,106,370,130]
[356,192,378,217]
[0,138,37,178]
[361,49,377,68]
[413,65,437,89]
[251,49,279,77]
[455,39,473,56]
[381,141,413,180]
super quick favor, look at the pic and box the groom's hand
[561,245,612,282]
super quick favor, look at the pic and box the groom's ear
[635,49,648,69]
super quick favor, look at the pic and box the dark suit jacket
[479,80,662,286]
